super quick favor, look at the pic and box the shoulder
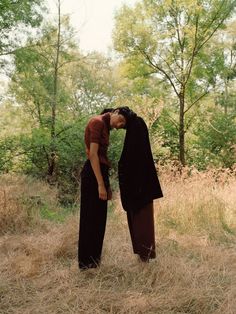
[87,115,104,129]
[137,116,147,126]
[129,116,148,131]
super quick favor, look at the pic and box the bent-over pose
[118,111,163,262]
[78,108,127,269]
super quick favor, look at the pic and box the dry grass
[0,174,58,234]
[157,166,236,243]
[0,170,236,314]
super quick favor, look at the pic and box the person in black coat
[118,108,163,262]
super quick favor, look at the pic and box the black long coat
[118,116,163,212]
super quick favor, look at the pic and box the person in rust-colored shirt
[78,108,128,270]
[84,112,111,167]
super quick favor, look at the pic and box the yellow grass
[1,170,236,313]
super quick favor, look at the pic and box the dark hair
[100,106,137,128]
[100,108,114,114]
[116,106,137,128]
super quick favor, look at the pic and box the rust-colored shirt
[84,113,111,166]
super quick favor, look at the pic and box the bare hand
[98,184,107,200]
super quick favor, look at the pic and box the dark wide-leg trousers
[127,202,156,261]
[78,160,109,269]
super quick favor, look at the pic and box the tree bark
[224,78,228,115]
[48,0,61,178]
[179,91,185,166]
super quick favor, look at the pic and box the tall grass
[0,174,58,234]
[0,169,236,313]
[157,166,236,243]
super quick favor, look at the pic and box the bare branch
[0,43,39,57]
[57,58,79,70]
[208,118,225,134]
[55,125,73,137]
[164,110,179,130]
[135,45,180,96]
[185,14,199,84]
[159,54,182,84]
[184,90,209,114]
[185,112,198,130]
[196,2,234,53]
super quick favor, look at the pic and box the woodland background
[0,0,235,203]
[0,1,236,313]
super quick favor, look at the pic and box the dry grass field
[1,169,236,314]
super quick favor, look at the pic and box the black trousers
[78,160,109,269]
[127,202,156,261]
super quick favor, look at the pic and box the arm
[89,142,107,200]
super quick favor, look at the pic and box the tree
[113,0,236,165]
[11,0,78,179]
[214,20,236,114]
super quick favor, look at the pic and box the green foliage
[0,137,17,172]
[0,0,43,28]
[1,2,236,207]
[14,117,87,204]
[151,108,180,161]
[108,129,126,168]
[192,110,236,168]
[66,52,119,114]
[3,11,130,203]
[54,119,88,205]
[113,0,236,165]
[40,205,77,223]
[0,0,45,55]
[18,129,51,176]
[11,20,75,121]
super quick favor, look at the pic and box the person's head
[101,106,137,129]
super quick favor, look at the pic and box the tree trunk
[224,78,228,115]
[179,92,185,166]
[48,0,61,178]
